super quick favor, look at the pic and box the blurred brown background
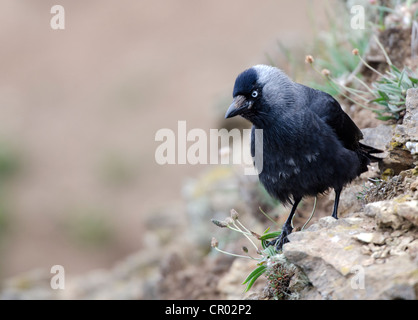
[0,0,326,279]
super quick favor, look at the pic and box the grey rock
[337,184,365,216]
[355,232,386,245]
[283,209,418,300]
[402,88,418,143]
[387,89,418,173]
[284,217,370,299]
[395,200,418,227]
[365,201,405,230]
[361,124,394,155]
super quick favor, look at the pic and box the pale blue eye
[251,90,258,98]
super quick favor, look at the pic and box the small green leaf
[263,245,278,257]
[242,265,267,285]
[370,97,386,103]
[390,64,401,73]
[408,76,418,84]
[377,90,389,100]
[376,115,396,121]
[397,70,406,87]
[243,265,267,292]
[259,231,281,241]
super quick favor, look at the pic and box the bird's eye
[251,90,259,98]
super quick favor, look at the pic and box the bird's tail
[357,143,384,174]
[359,142,384,161]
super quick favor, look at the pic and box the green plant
[369,64,418,120]
[357,178,384,200]
[264,259,295,300]
[353,36,418,120]
[211,209,281,292]
[211,205,316,295]
[306,34,418,121]
[373,0,418,30]
[267,1,370,96]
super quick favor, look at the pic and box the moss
[390,141,404,149]
[15,277,33,290]
[394,195,411,204]
[382,168,395,181]
[340,266,351,275]
[191,166,234,198]
[410,269,418,280]
[265,261,295,300]
[336,224,359,232]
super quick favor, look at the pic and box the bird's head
[225,65,295,126]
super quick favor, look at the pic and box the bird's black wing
[308,89,383,173]
[309,90,364,151]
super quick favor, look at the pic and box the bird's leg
[268,197,302,251]
[332,188,342,219]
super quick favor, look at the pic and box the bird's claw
[267,224,293,252]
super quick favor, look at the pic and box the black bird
[225,65,382,250]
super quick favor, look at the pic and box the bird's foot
[267,223,293,252]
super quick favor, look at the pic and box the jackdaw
[225,65,382,250]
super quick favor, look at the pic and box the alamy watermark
[50,265,65,290]
[351,5,365,30]
[351,265,365,290]
[50,5,65,30]
[47,4,365,32]
[154,121,263,175]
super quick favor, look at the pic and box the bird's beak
[225,95,253,119]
